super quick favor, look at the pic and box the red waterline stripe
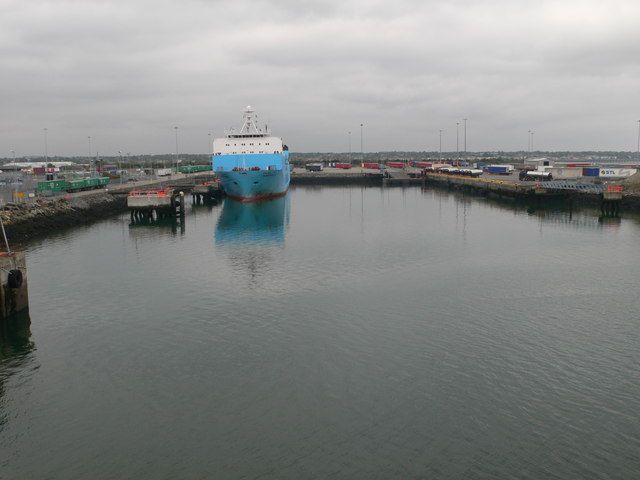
[225,189,288,203]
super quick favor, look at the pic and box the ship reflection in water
[214,195,290,282]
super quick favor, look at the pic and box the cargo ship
[212,106,290,202]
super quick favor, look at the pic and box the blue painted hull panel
[213,153,290,201]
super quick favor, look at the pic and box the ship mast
[240,106,260,135]
[226,106,270,137]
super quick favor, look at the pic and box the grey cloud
[1,0,640,156]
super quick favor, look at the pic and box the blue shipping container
[583,167,599,177]
[487,166,508,174]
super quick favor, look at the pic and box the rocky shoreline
[1,193,127,241]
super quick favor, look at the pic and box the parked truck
[486,164,514,175]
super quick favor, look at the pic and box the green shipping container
[67,179,86,191]
[37,180,68,192]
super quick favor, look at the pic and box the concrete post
[0,252,29,322]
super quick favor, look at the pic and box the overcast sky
[1,0,640,156]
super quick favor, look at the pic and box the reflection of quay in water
[215,195,290,246]
[0,313,36,429]
[215,196,290,282]
[425,187,623,232]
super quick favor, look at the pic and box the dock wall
[2,193,126,241]
[290,173,383,185]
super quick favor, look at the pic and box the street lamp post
[463,118,467,154]
[118,150,123,183]
[88,136,92,175]
[637,120,640,161]
[174,126,179,174]
[43,128,48,163]
[456,122,460,166]
[360,124,364,160]
[348,131,352,162]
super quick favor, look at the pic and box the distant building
[0,161,76,171]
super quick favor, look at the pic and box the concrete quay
[290,167,383,185]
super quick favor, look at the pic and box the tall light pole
[208,132,212,156]
[118,150,124,183]
[10,148,15,162]
[348,131,352,161]
[360,123,364,160]
[463,118,467,153]
[439,129,443,160]
[456,122,460,166]
[43,128,48,163]
[530,131,534,152]
[637,120,640,161]
[87,136,92,174]
[174,126,179,173]
[528,130,531,153]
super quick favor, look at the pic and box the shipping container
[334,163,352,169]
[155,168,172,176]
[547,167,583,179]
[177,165,211,174]
[36,180,67,192]
[582,167,599,177]
[599,168,637,178]
[305,163,323,171]
[67,179,87,190]
[362,163,382,170]
[385,162,405,169]
[486,165,514,175]
[413,162,432,168]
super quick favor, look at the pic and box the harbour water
[1,186,640,479]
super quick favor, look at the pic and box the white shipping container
[547,167,583,179]
[599,168,637,178]
[155,168,172,177]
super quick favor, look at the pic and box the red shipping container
[413,162,432,168]
[362,163,381,169]
[386,162,405,168]
[335,163,352,169]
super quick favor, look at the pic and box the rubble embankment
[1,193,126,241]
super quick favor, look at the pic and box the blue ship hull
[213,152,290,202]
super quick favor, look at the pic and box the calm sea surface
[1,185,639,479]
